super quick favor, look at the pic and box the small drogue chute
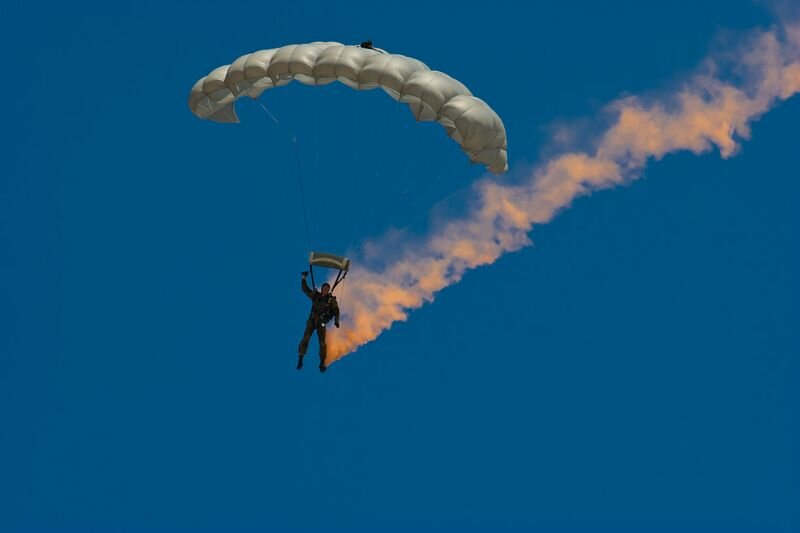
[307,251,350,293]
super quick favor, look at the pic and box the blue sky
[2,1,798,531]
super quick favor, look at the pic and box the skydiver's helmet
[320,282,331,295]
[360,40,373,49]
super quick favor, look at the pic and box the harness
[311,294,337,325]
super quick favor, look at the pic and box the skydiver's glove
[335,320,340,328]
[301,271,308,278]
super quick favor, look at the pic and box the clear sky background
[2,1,798,531]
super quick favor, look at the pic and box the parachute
[188,41,508,174]
[307,251,350,294]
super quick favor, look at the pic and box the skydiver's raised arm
[301,272,313,299]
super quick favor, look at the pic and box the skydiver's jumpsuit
[298,276,340,367]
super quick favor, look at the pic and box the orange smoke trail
[327,23,800,363]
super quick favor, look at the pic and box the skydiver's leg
[297,319,315,369]
[317,324,328,373]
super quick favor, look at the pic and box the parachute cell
[188,42,508,174]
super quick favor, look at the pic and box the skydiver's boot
[296,354,304,370]
[319,362,327,373]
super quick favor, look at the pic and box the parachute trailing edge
[188,42,508,174]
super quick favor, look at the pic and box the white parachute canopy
[188,42,508,174]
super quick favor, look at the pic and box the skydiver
[297,271,340,373]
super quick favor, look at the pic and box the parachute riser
[331,270,347,292]
[309,264,317,292]
[308,263,347,293]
